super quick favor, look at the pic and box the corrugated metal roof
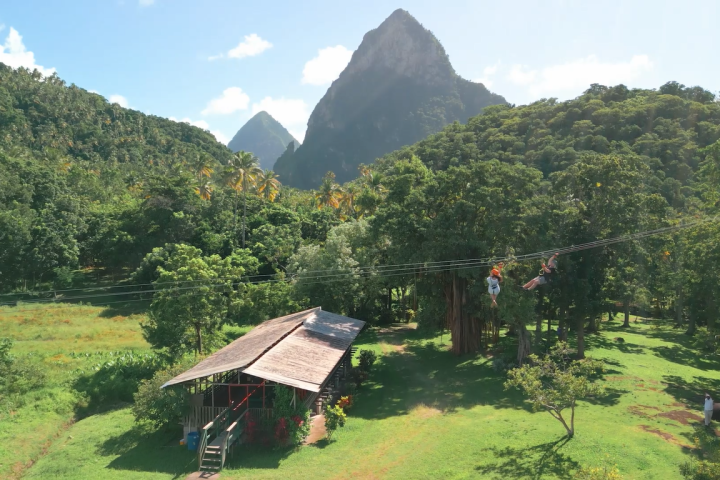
[161,308,318,388]
[243,311,365,392]
[162,308,366,391]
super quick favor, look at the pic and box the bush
[358,349,377,372]
[73,352,164,411]
[324,403,347,440]
[350,367,369,388]
[681,460,720,480]
[132,362,191,429]
[271,385,311,446]
[0,338,46,409]
[574,465,623,479]
[337,395,353,411]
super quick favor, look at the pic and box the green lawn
[20,317,720,479]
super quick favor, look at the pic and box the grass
[16,314,720,479]
[0,303,151,479]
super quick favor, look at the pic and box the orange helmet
[491,268,500,276]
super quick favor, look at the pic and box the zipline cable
[0,214,717,310]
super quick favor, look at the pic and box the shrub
[337,395,353,411]
[350,367,369,388]
[0,338,46,409]
[574,465,623,479]
[73,352,164,411]
[272,385,311,446]
[358,349,377,372]
[680,460,720,480]
[132,362,191,429]
[324,403,347,440]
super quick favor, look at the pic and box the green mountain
[227,111,300,170]
[275,8,507,189]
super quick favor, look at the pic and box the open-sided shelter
[163,307,365,436]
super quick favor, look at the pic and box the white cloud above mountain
[169,116,229,145]
[108,94,129,108]
[507,55,654,98]
[0,27,55,76]
[302,45,352,86]
[209,34,272,61]
[473,63,499,88]
[251,97,309,142]
[201,87,250,116]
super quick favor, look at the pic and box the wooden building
[163,307,366,439]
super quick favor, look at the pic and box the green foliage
[0,338,46,409]
[358,349,377,372]
[574,465,624,480]
[72,352,164,412]
[132,362,191,429]
[324,403,347,440]
[271,385,311,445]
[141,244,262,356]
[505,342,605,437]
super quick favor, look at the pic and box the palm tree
[256,170,281,202]
[315,172,342,209]
[338,184,358,220]
[224,151,262,248]
[191,153,215,180]
[194,181,213,201]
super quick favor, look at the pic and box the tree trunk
[517,323,532,365]
[676,288,684,327]
[569,401,576,438]
[447,273,480,355]
[196,325,203,356]
[233,189,239,247]
[686,308,697,336]
[535,290,544,344]
[576,317,585,359]
[242,182,247,249]
[622,298,630,328]
[608,305,614,323]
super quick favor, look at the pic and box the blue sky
[1,0,718,145]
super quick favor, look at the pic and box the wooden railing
[221,410,246,469]
[184,406,226,430]
[197,403,234,469]
[247,408,273,420]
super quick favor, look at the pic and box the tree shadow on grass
[475,437,579,480]
[651,345,720,372]
[223,445,294,470]
[97,298,152,318]
[662,375,720,407]
[584,334,646,355]
[99,425,196,478]
[351,339,532,421]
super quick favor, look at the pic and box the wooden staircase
[197,403,245,473]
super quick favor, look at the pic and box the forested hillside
[0,64,334,296]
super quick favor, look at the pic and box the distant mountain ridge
[227,111,299,170]
[275,8,507,188]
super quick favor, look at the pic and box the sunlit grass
[24,316,720,479]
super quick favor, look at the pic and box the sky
[1,0,718,145]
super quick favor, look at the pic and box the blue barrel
[187,431,199,451]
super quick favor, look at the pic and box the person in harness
[487,267,503,307]
[522,253,559,291]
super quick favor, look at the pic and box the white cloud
[251,97,309,142]
[207,53,224,61]
[473,63,499,88]
[507,64,537,86]
[0,27,55,77]
[169,116,228,145]
[88,89,98,94]
[227,34,272,59]
[201,87,250,116]
[108,94,129,108]
[505,55,654,99]
[526,55,653,97]
[138,0,154,6]
[302,45,352,86]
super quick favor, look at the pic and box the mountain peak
[275,9,506,188]
[227,112,299,170]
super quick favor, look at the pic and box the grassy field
[15,312,720,479]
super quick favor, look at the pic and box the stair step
[201,466,220,471]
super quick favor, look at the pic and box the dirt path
[304,414,327,444]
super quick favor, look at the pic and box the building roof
[162,308,365,392]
